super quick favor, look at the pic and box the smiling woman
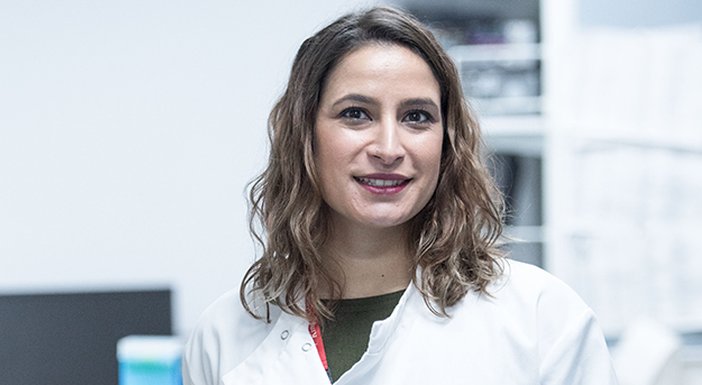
[313,43,444,302]
[183,6,619,385]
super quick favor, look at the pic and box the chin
[360,215,414,230]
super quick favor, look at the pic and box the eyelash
[338,107,436,126]
[403,109,434,125]
[339,107,370,121]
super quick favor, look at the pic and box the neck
[322,221,413,299]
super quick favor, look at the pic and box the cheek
[420,136,444,174]
[317,141,344,173]
[424,141,444,196]
[317,128,364,169]
[314,127,333,166]
[316,135,352,191]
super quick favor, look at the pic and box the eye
[403,110,434,124]
[340,107,371,121]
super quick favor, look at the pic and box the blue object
[118,335,183,385]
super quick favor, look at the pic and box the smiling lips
[354,174,411,194]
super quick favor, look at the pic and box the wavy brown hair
[241,6,505,322]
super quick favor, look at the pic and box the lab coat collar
[221,281,427,385]
[364,280,423,354]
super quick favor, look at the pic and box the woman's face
[314,43,443,232]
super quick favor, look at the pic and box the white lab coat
[183,260,618,385]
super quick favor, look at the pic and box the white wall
[0,0,383,335]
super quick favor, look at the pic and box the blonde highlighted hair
[241,6,504,322]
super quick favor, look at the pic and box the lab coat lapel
[221,310,331,385]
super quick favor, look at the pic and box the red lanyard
[308,321,333,382]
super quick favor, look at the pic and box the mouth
[354,176,411,187]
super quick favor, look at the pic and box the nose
[368,117,405,167]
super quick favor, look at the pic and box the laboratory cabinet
[541,0,702,337]
[396,0,702,383]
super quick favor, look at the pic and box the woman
[183,6,618,385]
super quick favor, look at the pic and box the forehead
[320,43,441,102]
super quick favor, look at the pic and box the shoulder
[421,260,595,335]
[453,260,603,353]
[182,289,278,385]
[486,260,617,383]
[490,259,591,316]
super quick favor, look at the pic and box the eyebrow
[331,94,378,108]
[331,94,440,111]
[399,98,440,111]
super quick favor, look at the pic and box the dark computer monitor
[0,288,173,385]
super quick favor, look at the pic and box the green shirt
[321,290,405,382]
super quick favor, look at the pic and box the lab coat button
[280,330,290,340]
[301,343,312,352]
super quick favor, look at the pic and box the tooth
[359,178,403,187]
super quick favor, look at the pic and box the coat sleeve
[182,324,217,385]
[180,288,273,385]
[536,282,619,385]
[182,351,201,385]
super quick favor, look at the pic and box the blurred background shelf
[397,6,702,382]
[448,43,541,62]
[482,115,545,156]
